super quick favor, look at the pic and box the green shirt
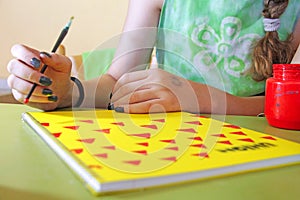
[157,0,300,96]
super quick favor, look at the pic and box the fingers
[11,44,71,73]
[7,74,53,97]
[11,44,41,68]
[11,88,57,104]
[7,59,52,86]
[115,99,167,114]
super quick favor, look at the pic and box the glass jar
[265,64,300,130]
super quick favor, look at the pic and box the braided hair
[251,0,295,81]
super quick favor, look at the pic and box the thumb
[39,51,72,73]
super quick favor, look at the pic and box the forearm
[190,81,265,116]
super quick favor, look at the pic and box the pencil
[24,16,74,104]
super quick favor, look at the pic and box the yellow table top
[0,103,299,200]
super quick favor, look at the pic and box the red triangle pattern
[77,138,95,144]
[64,126,80,130]
[190,114,208,118]
[261,136,277,141]
[79,120,94,124]
[94,153,108,159]
[136,142,149,147]
[123,160,141,166]
[185,121,202,126]
[41,122,49,126]
[218,140,233,145]
[238,138,255,143]
[223,124,241,129]
[70,148,83,154]
[52,132,62,138]
[230,131,247,136]
[212,134,226,138]
[176,128,197,133]
[165,146,179,151]
[190,144,207,149]
[128,133,151,139]
[188,136,203,141]
[141,124,158,130]
[102,145,116,150]
[160,139,176,144]
[191,152,209,158]
[132,150,148,155]
[152,119,165,123]
[94,129,111,134]
[111,122,125,126]
[161,156,177,162]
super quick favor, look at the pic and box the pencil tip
[66,16,74,28]
[24,98,29,104]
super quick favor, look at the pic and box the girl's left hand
[111,68,199,113]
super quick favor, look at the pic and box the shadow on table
[0,186,65,200]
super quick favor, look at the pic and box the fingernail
[30,57,41,68]
[48,96,58,102]
[42,88,53,96]
[39,76,52,86]
[40,51,52,58]
[107,103,114,110]
[109,92,113,99]
[115,107,124,113]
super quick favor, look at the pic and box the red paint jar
[265,64,300,130]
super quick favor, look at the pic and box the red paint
[136,142,149,147]
[94,153,108,159]
[132,150,148,155]
[64,126,80,130]
[123,160,141,166]
[141,124,158,130]
[238,138,255,143]
[190,144,207,149]
[52,132,62,138]
[24,98,29,104]
[77,138,95,144]
[230,131,247,136]
[161,156,177,162]
[188,136,203,141]
[223,124,241,129]
[265,64,300,130]
[94,129,111,134]
[176,128,197,133]
[160,139,176,144]
[128,133,151,139]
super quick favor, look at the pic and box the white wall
[0,0,129,79]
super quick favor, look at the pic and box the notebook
[22,110,300,195]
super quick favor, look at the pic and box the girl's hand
[111,68,200,113]
[7,44,73,110]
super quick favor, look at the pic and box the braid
[251,0,295,81]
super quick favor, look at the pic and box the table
[0,103,300,200]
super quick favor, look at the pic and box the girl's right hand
[7,44,74,110]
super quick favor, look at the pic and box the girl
[7,0,300,115]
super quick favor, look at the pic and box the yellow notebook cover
[22,110,300,195]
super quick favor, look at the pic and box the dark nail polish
[48,96,58,102]
[110,92,113,99]
[115,107,124,113]
[42,88,53,96]
[39,76,52,86]
[107,103,114,110]
[30,57,41,68]
[40,51,52,58]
